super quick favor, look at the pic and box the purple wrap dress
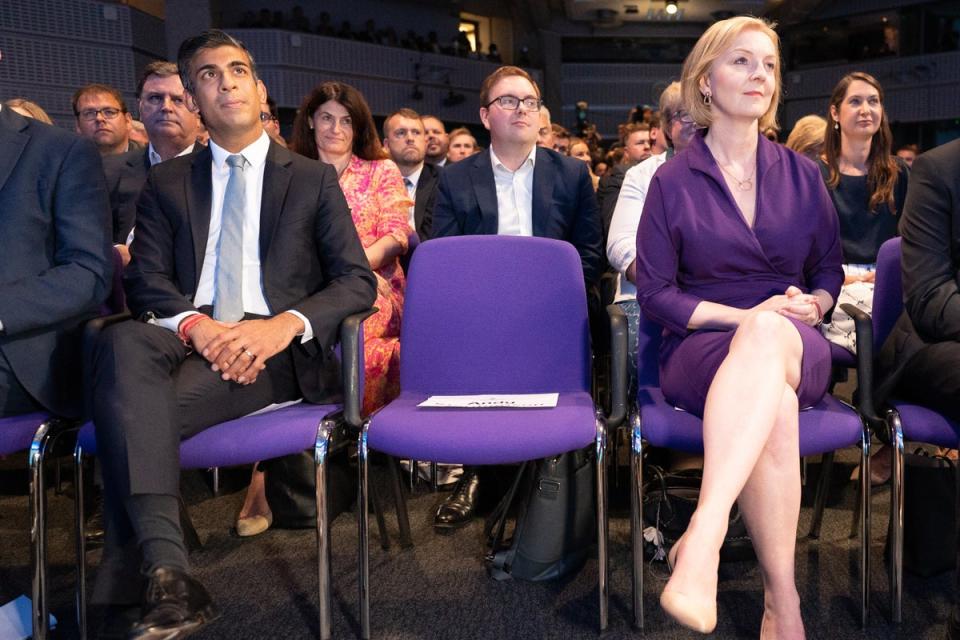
[635,132,844,416]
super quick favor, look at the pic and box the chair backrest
[635,312,663,388]
[400,236,590,394]
[872,237,903,348]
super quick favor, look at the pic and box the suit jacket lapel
[531,147,554,238]
[471,151,499,234]
[0,108,29,196]
[187,147,213,289]
[414,163,435,229]
[259,141,293,263]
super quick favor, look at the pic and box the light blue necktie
[213,154,247,322]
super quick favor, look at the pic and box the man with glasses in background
[73,83,135,156]
[430,65,602,532]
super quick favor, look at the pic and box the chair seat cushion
[637,387,863,457]
[367,391,597,464]
[830,342,856,368]
[893,402,960,449]
[0,412,49,456]
[77,403,339,469]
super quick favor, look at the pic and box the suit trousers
[0,349,43,417]
[91,318,301,603]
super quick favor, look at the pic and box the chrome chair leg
[860,420,872,628]
[808,451,835,539]
[358,421,371,640]
[430,462,438,491]
[594,410,609,632]
[889,411,904,624]
[28,419,56,640]
[75,440,89,640]
[211,467,220,496]
[629,409,644,631]
[314,417,336,640]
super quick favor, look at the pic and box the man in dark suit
[382,107,439,242]
[0,105,113,418]
[430,65,602,531]
[103,61,202,253]
[91,30,376,639]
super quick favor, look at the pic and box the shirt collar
[489,144,537,173]
[209,131,271,171]
[405,163,424,188]
[148,142,196,166]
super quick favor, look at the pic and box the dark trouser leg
[0,350,44,417]
[91,320,300,603]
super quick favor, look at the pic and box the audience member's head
[291,81,383,162]
[421,114,449,164]
[479,66,542,152]
[648,113,669,155]
[129,119,149,146]
[176,30,265,148]
[382,107,426,173]
[784,114,827,162]
[136,60,202,159]
[446,127,478,163]
[5,97,53,124]
[896,143,920,167]
[568,137,592,165]
[537,105,554,148]
[551,123,570,154]
[72,83,132,155]
[258,83,285,146]
[681,15,781,133]
[658,81,696,153]
[594,161,608,177]
[621,122,652,164]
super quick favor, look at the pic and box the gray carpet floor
[0,445,953,639]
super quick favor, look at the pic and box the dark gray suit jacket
[413,161,440,241]
[102,147,149,244]
[0,107,113,417]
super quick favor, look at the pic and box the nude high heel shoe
[660,540,718,634]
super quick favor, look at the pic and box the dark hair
[291,81,384,161]
[383,107,422,138]
[136,61,180,99]
[897,143,920,155]
[266,95,279,118]
[72,84,128,116]
[824,71,899,213]
[176,30,258,95]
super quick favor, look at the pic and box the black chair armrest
[340,308,377,430]
[840,302,885,430]
[606,302,629,430]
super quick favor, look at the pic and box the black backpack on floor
[484,447,596,581]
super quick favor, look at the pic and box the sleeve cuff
[284,310,314,344]
[152,310,199,333]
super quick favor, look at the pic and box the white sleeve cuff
[284,310,314,344]
[152,310,199,333]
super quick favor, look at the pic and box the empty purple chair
[358,236,609,637]
[72,309,372,640]
[844,237,960,623]
[607,302,872,630]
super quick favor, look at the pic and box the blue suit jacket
[431,146,603,287]
[0,107,113,417]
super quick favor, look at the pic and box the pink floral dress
[339,155,412,414]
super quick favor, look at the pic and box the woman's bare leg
[238,466,271,520]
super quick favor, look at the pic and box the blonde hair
[5,98,53,125]
[681,16,781,131]
[785,115,826,160]
[658,81,683,118]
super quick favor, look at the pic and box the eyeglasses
[484,95,542,112]
[668,110,695,125]
[77,107,122,121]
[260,112,278,123]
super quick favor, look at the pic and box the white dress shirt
[148,142,195,167]
[155,132,313,341]
[607,151,668,303]
[403,163,423,230]
[490,145,536,237]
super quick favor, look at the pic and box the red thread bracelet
[811,299,824,327]
[178,314,207,345]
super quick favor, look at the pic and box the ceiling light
[665,1,678,15]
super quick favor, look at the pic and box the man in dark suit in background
[91,30,376,639]
[383,107,439,242]
[0,103,113,419]
[103,61,202,257]
[430,65,602,531]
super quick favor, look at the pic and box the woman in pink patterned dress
[234,82,410,537]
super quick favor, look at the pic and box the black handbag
[642,466,755,563]
[261,448,356,529]
[897,449,957,577]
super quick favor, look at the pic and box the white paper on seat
[418,393,559,408]
[0,595,56,639]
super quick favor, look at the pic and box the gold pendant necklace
[717,162,756,191]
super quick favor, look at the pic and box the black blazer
[431,146,603,287]
[103,147,150,244]
[413,161,440,241]
[878,138,960,397]
[125,141,377,403]
[0,107,113,417]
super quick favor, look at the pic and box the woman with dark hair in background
[235,81,411,537]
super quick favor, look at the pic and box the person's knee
[732,311,801,363]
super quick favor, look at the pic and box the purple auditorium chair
[844,237,960,623]
[607,301,872,631]
[357,236,609,637]
[71,309,379,640]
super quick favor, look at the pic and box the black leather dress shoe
[434,470,480,531]
[128,567,219,640]
[95,604,140,640]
